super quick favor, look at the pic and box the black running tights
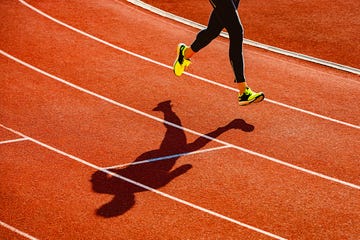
[190,0,245,82]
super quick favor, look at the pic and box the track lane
[1,52,358,238]
[0,130,286,240]
[1,128,359,239]
[2,47,360,188]
[0,1,358,185]
[18,0,360,126]
[141,0,360,69]
[1,0,359,239]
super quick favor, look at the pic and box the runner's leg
[210,0,246,82]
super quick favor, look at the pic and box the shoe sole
[239,93,265,106]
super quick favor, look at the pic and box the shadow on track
[91,100,254,217]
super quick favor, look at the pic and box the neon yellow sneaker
[173,43,191,76]
[238,87,265,106]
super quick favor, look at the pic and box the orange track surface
[1,0,359,239]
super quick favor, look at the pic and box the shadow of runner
[91,100,254,217]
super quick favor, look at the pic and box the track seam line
[0,137,28,145]
[18,0,360,130]
[1,49,359,191]
[0,220,39,240]
[102,146,230,169]
[127,0,360,75]
[0,124,287,240]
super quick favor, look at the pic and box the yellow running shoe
[173,43,191,76]
[238,87,265,106]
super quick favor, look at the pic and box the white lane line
[103,146,230,169]
[1,49,359,191]
[0,124,287,240]
[0,137,28,145]
[127,0,360,75]
[18,0,360,130]
[0,220,39,240]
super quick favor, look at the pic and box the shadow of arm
[168,164,193,181]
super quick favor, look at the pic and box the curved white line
[0,124,287,240]
[127,0,360,75]
[1,49,359,191]
[0,220,39,240]
[17,0,360,130]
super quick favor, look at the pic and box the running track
[1,0,359,239]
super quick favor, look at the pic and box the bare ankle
[237,82,248,95]
[184,47,195,59]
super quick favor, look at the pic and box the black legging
[190,0,245,82]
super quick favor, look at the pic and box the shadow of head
[90,101,254,218]
[153,100,172,112]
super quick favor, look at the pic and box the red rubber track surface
[1,0,359,239]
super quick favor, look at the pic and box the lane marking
[0,137,28,145]
[102,146,230,169]
[0,220,39,240]
[127,0,360,75]
[18,0,360,130]
[1,49,359,191]
[0,124,287,240]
